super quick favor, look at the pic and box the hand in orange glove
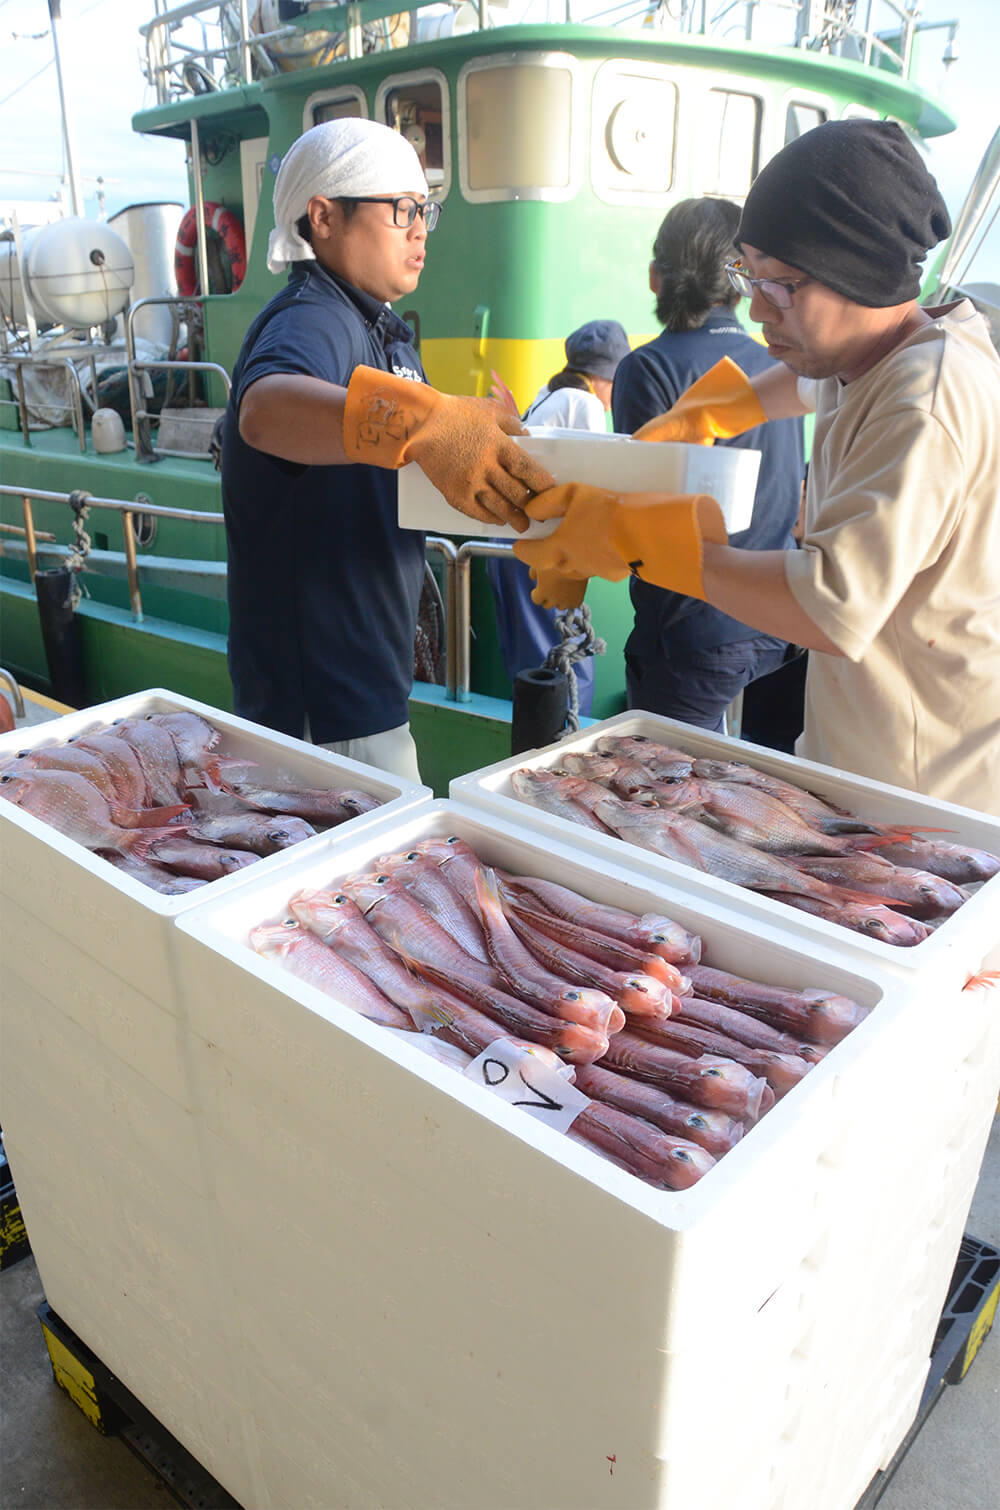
[513,483,727,608]
[342,367,554,531]
[632,357,767,445]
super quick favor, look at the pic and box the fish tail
[121,824,193,862]
[111,802,190,829]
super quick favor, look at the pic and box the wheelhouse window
[458,54,580,203]
[376,71,450,192]
[592,62,677,205]
[308,88,367,127]
[785,101,828,142]
[701,89,761,198]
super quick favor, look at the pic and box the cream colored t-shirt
[785,300,1000,816]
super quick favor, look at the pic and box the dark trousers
[626,634,789,733]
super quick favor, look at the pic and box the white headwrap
[266,118,429,275]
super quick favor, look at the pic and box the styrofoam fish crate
[398,427,762,538]
[0,686,430,1014]
[450,710,1000,990]
[167,798,991,1510]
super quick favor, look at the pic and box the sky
[1,0,997,277]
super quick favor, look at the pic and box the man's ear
[648,261,661,296]
[307,194,338,243]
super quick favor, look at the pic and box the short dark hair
[547,367,592,393]
[294,196,361,246]
[651,197,741,331]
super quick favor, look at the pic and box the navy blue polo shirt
[221,262,426,744]
[611,308,804,656]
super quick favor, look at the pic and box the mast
[47,0,84,216]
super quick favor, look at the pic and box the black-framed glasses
[341,195,441,232]
[725,260,812,310]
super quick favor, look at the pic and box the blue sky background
[1,0,996,277]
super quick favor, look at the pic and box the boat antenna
[47,0,84,217]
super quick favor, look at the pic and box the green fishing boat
[1,0,996,790]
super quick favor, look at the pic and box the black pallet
[37,1303,243,1510]
[855,1233,1000,1509]
[0,1138,31,1270]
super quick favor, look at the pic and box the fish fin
[121,824,194,862]
[111,802,190,828]
[963,969,1000,993]
[823,883,916,909]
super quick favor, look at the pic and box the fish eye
[15,750,29,758]
[446,835,461,845]
[862,919,886,933]
[1,774,13,783]
[703,1067,722,1078]
[405,851,421,860]
[627,979,647,993]
[267,829,291,842]
[687,1114,707,1129]
[282,918,298,928]
[375,874,391,884]
[564,991,581,1002]
[673,1149,692,1162]
[334,894,349,904]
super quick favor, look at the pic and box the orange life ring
[174,202,247,296]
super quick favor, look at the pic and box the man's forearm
[700,544,843,655]
[238,374,352,464]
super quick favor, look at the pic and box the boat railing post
[120,510,145,623]
[21,498,39,581]
[455,538,516,705]
[13,365,31,449]
[125,300,154,462]
[190,118,210,300]
[424,536,458,700]
[55,359,87,454]
[237,0,253,85]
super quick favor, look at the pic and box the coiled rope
[543,602,606,734]
[64,489,93,609]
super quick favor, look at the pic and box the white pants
[305,717,422,784]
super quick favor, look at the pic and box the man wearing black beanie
[515,120,1000,818]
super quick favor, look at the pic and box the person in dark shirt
[610,197,804,731]
[221,118,551,778]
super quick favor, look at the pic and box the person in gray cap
[520,319,632,429]
[486,318,631,715]
[515,120,1000,817]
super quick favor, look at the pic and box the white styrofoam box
[450,710,1000,989]
[0,686,430,1014]
[172,798,930,1510]
[397,426,762,538]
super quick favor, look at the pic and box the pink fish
[568,1100,716,1190]
[250,919,412,1028]
[182,811,316,855]
[509,768,617,832]
[375,848,490,963]
[572,1063,743,1159]
[499,887,686,991]
[675,998,828,1065]
[70,732,150,809]
[149,835,260,880]
[506,908,677,1021]
[0,769,186,858]
[765,892,931,946]
[228,781,380,824]
[629,1017,811,1098]
[108,718,186,804]
[685,964,869,1045]
[785,853,967,918]
[495,870,701,966]
[471,867,624,1035]
[601,1029,767,1120]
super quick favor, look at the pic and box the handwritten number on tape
[465,1038,589,1133]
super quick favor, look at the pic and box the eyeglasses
[341,195,441,232]
[725,261,812,309]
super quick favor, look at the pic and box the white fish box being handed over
[397,426,762,538]
[168,800,1000,1510]
[450,710,1000,992]
[0,687,429,1015]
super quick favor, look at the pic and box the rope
[64,489,93,610]
[542,603,607,735]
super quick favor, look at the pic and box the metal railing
[0,481,487,703]
[138,0,924,103]
[1,352,93,453]
[124,296,232,463]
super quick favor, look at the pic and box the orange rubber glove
[632,357,767,445]
[342,367,554,531]
[513,483,728,608]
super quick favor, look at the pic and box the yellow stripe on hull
[420,334,657,410]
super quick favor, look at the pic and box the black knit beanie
[736,120,951,307]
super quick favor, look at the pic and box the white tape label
[464,1038,589,1132]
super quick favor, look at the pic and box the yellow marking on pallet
[960,1282,999,1380]
[0,1201,28,1258]
[40,1325,109,1432]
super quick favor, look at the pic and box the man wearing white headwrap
[221,119,552,778]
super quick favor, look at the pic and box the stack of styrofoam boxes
[174,798,957,1510]
[452,711,1000,1507]
[0,689,429,1506]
